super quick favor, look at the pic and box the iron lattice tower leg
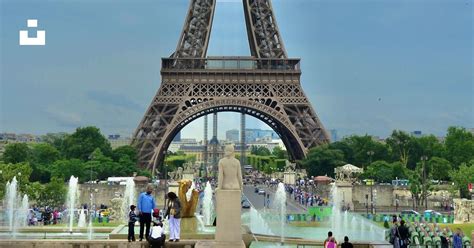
[240,112,246,172]
[132,0,330,173]
[211,112,218,175]
[203,114,208,178]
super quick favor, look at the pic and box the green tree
[428,157,452,181]
[29,143,61,183]
[37,177,67,207]
[331,135,389,169]
[250,146,271,156]
[449,160,474,199]
[2,143,30,164]
[112,145,137,162]
[444,127,474,168]
[408,162,434,209]
[42,132,68,151]
[0,162,33,198]
[30,143,61,165]
[386,130,417,168]
[84,148,116,180]
[25,182,44,203]
[300,145,345,177]
[361,161,408,183]
[407,170,423,209]
[50,159,86,182]
[272,146,287,159]
[62,126,112,160]
[413,135,445,160]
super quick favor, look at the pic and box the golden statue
[177,179,199,218]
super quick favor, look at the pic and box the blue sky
[0,0,472,141]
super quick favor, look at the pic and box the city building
[244,128,278,142]
[172,131,181,142]
[168,138,200,153]
[178,143,251,165]
[225,129,239,142]
[411,130,423,138]
[107,134,132,149]
[329,129,338,142]
[0,133,17,141]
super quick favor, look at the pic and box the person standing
[341,236,353,248]
[397,220,410,248]
[128,205,138,242]
[138,185,156,241]
[165,192,182,242]
[452,228,463,248]
[389,215,400,248]
[323,231,337,248]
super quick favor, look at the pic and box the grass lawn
[439,223,474,237]
[288,221,324,227]
[376,221,473,239]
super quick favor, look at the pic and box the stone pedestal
[168,181,179,195]
[284,172,296,185]
[216,189,242,242]
[182,172,194,181]
[336,181,353,209]
[196,189,245,248]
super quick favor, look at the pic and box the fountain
[87,214,93,240]
[3,177,30,238]
[273,182,286,244]
[66,176,79,233]
[88,191,94,240]
[327,183,387,241]
[78,209,86,228]
[18,195,29,229]
[5,177,17,233]
[121,177,136,223]
[202,182,214,226]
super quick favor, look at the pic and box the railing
[161,57,300,71]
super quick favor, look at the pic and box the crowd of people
[26,204,112,226]
[26,207,63,226]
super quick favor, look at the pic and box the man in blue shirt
[137,185,156,241]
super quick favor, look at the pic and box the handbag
[169,201,176,216]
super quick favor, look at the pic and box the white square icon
[19,19,46,46]
[27,19,38,28]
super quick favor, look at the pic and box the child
[148,221,166,248]
[128,205,138,242]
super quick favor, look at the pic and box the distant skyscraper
[329,129,338,142]
[226,129,239,142]
[244,128,277,142]
[411,130,422,138]
[173,131,182,142]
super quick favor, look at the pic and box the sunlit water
[121,177,136,223]
[202,182,214,226]
[66,176,79,233]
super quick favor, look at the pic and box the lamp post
[365,194,369,216]
[421,155,429,210]
[373,189,377,215]
[367,151,374,167]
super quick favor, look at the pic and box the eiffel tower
[133,0,330,172]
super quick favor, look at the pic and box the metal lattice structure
[133,0,330,173]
